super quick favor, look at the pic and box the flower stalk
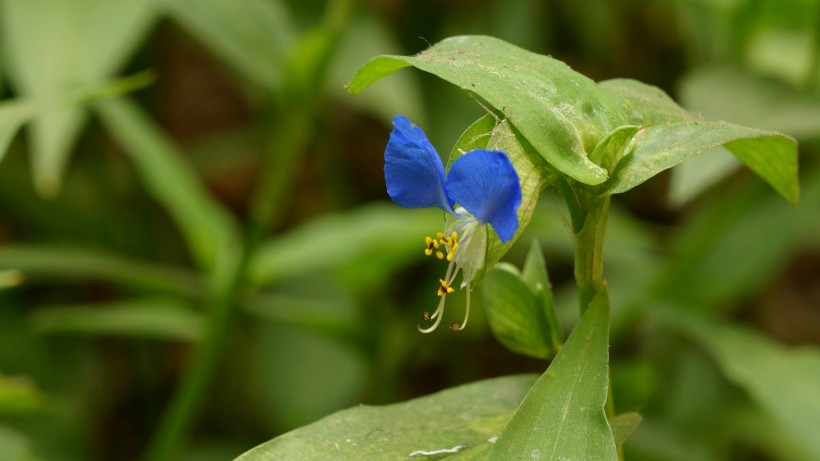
[574,194,610,314]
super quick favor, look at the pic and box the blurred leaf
[482,263,552,359]
[487,287,616,461]
[668,146,740,206]
[248,203,441,286]
[159,0,295,92]
[250,321,366,432]
[0,375,42,415]
[0,426,38,461]
[610,412,642,448]
[30,298,203,341]
[244,293,357,338]
[0,100,35,163]
[0,244,202,297]
[521,239,563,349]
[94,97,241,287]
[0,72,153,167]
[654,169,820,309]
[679,67,820,140]
[746,26,816,87]
[235,374,537,461]
[606,120,798,205]
[670,312,820,460]
[0,270,22,290]
[349,35,627,185]
[329,13,424,123]
[1,0,156,195]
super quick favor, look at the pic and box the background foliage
[0,0,818,460]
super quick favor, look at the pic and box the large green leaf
[488,286,616,461]
[598,79,696,126]
[1,0,156,195]
[605,121,798,204]
[348,35,626,185]
[235,374,537,461]
[671,312,820,460]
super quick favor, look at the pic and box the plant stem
[142,247,247,461]
[570,192,621,459]
[573,194,610,314]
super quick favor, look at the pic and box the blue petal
[446,150,522,242]
[384,115,454,213]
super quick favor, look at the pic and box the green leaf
[158,0,295,91]
[488,286,616,461]
[234,374,538,461]
[670,313,820,460]
[1,0,156,195]
[598,77,800,205]
[0,244,202,297]
[30,298,203,341]
[598,79,696,126]
[606,121,799,205]
[349,35,627,185]
[521,239,563,349]
[482,263,552,359]
[94,97,241,286]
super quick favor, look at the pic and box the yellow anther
[421,311,432,321]
[437,278,455,297]
[424,236,440,256]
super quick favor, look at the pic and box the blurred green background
[0,0,818,460]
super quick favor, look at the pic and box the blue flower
[385,115,522,332]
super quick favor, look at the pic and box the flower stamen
[418,229,471,333]
[437,278,454,296]
[424,236,444,259]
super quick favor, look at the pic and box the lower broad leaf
[235,374,537,461]
[488,286,616,461]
